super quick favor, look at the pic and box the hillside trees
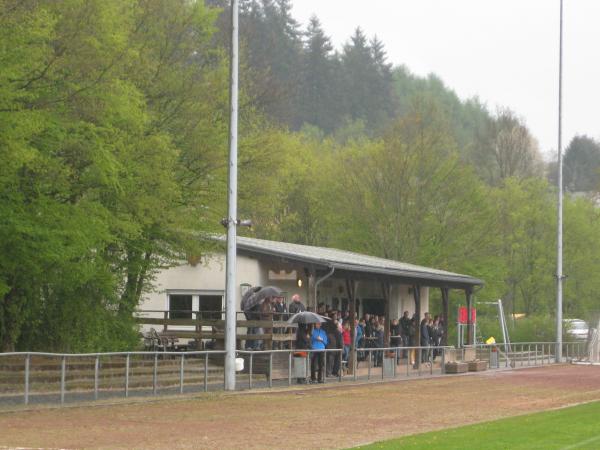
[327,99,496,274]
[298,16,342,133]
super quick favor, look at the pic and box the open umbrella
[242,285,282,311]
[287,311,330,324]
[240,286,262,311]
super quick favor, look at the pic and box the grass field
[360,401,600,450]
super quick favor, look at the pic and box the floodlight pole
[224,0,239,391]
[556,0,564,363]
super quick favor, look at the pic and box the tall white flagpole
[556,0,564,362]
[225,0,239,391]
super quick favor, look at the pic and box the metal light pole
[224,0,239,391]
[556,0,564,362]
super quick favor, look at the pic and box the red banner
[458,306,476,324]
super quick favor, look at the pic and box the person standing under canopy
[310,322,328,383]
[288,294,306,314]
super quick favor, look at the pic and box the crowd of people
[289,296,446,384]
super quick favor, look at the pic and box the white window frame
[165,290,224,330]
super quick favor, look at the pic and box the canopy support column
[466,288,474,345]
[381,281,391,346]
[413,285,421,369]
[441,287,450,346]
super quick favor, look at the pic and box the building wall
[140,253,430,321]
[140,253,262,314]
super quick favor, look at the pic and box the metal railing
[0,351,226,406]
[0,341,586,407]
[469,341,587,368]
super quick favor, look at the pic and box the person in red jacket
[342,321,351,363]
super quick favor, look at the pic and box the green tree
[491,178,555,316]
[563,135,600,192]
[0,0,229,351]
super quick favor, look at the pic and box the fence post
[94,356,99,400]
[406,350,410,377]
[60,355,66,405]
[367,350,371,380]
[268,352,273,388]
[430,348,433,375]
[180,354,185,394]
[125,354,130,398]
[152,353,158,395]
[204,353,208,392]
[249,353,253,390]
[353,348,357,382]
[339,350,342,382]
[441,347,445,374]
[24,353,30,405]
[520,344,524,367]
[542,345,545,366]
[288,351,292,387]
[323,351,327,384]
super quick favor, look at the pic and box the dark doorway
[361,298,385,316]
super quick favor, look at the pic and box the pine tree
[299,16,341,133]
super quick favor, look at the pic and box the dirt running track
[1,365,599,449]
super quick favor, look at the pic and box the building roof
[229,236,483,289]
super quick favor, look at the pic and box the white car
[564,319,589,340]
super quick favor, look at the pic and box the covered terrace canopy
[224,236,484,347]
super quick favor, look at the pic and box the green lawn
[358,401,600,450]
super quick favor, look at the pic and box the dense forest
[1,0,600,351]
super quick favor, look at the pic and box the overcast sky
[291,0,600,159]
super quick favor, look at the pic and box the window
[169,295,192,319]
[199,295,222,320]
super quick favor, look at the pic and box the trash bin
[292,353,307,378]
[490,346,499,368]
[383,354,395,377]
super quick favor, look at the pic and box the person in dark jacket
[325,315,341,377]
[409,315,418,365]
[400,311,411,359]
[390,318,402,347]
[390,318,402,362]
[273,296,287,349]
[295,323,310,384]
[288,294,306,315]
[332,319,343,377]
[374,323,384,366]
[421,313,431,363]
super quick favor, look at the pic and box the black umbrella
[240,286,262,311]
[242,285,282,311]
[287,311,330,324]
